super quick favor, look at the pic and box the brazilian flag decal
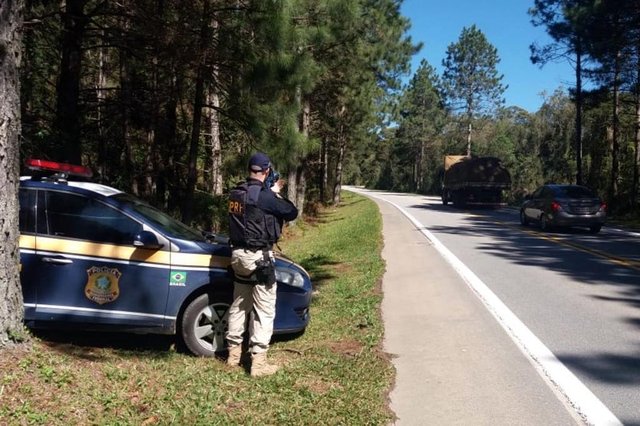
[170,271,187,287]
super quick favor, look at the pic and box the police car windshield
[112,194,205,241]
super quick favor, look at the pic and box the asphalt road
[347,187,640,426]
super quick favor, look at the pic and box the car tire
[180,291,233,357]
[589,224,602,234]
[540,214,550,231]
[520,210,529,226]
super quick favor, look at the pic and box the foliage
[441,25,506,156]
[389,59,446,193]
[17,0,417,226]
[372,2,638,217]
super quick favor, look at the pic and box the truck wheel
[442,191,449,206]
[520,210,529,226]
[180,291,233,357]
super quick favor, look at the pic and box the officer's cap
[249,152,271,172]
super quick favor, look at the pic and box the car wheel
[181,292,233,357]
[589,224,602,234]
[540,214,549,231]
[520,210,529,226]
[442,192,449,206]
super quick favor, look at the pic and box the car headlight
[275,267,305,288]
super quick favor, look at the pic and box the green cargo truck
[441,155,511,207]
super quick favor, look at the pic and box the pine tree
[529,0,594,186]
[0,0,25,347]
[395,59,445,193]
[441,25,506,157]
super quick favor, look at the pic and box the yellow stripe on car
[21,235,230,269]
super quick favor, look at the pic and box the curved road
[348,187,640,426]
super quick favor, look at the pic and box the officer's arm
[259,191,298,221]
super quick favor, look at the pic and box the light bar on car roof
[25,158,93,178]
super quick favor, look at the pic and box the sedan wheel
[540,214,549,231]
[181,292,232,357]
[520,210,529,226]
[589,224,602,234]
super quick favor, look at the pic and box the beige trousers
[226,248,277,354]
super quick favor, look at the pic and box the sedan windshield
[111,193,205,241]
[555,186,596,199]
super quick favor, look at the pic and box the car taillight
[551,200,562,212]
[600,202,607,212]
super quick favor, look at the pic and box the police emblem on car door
[32,189,170,328]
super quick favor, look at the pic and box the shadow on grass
[297,254,340,289]
[305,196,365,225]
[30,328,175,360]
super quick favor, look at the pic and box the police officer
[226,152,298,376]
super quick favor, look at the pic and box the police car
[18,159,311,356]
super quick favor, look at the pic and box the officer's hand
[271,179,285,194]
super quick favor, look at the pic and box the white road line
[361,190,622,426]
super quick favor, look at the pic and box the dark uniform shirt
[228,178,298,250]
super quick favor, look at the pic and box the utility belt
[233,248,276,285]
[230,240,271,252]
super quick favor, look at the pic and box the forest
[384,0,640,216]
[16,0,640,232]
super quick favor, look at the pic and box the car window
[532,187,544,198]
[19,188,36,233]
[557,186,595,198]
[542,187,555,198]
[111,193,205,241]
[43,190,142,245]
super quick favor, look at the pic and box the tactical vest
[228,180,278,249]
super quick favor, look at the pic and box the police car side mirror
[202,231,230,245]
[133,231,163,250]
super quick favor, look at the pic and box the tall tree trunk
[466,121,472,156]
[96,31,107,182]
[575,45,583,186]
[321,140,328,203]
[119,42,135,194]
[296,98,311,211]
[333,134,346,205]
[287,96,310,214]
[206,17,222,198]
[633,44,640,207]
[155,80,179,210]
[118,2,135,194]
[333,105,347,205]
[183,0,212,224]
[634,85,640,206]
[0,0,25,346]
[183,67,205,224]
[608,51,621,206]
[417,138,425,192]
[55,0,88,164]
[205,89,223,196]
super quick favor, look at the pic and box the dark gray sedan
[520,184,607,233]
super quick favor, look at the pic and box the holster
[254,250,276,285]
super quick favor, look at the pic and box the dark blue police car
[18,159,311,356]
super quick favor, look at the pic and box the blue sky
[400,0,575,112]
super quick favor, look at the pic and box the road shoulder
[373,197,580,426]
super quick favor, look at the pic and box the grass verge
[0,191,393,425]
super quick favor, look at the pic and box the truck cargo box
[441,156,511,206]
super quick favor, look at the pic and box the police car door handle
[42,257,73,265]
